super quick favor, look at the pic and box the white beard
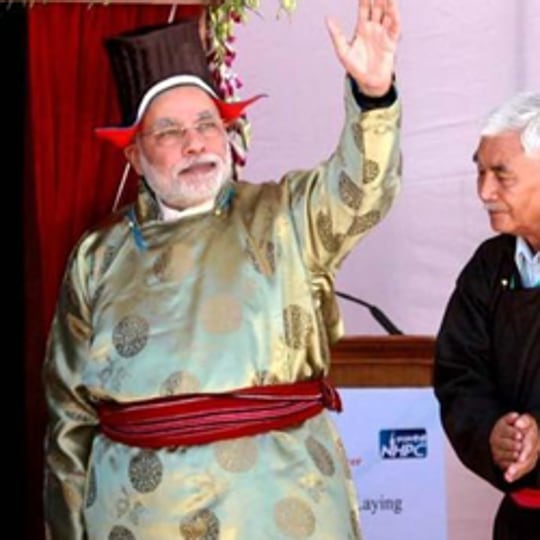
[140,148,232,210]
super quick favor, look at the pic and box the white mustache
[173,154,221,177]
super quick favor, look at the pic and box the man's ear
[124,143,144,175]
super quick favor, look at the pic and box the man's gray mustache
[174,155,222,176]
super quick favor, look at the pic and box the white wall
[233,1,539,537]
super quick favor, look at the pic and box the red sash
[510,488,540,509]
[97,378,342,448]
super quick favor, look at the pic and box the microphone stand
[336,291,403,335]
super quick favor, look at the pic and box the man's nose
[478,172,498,201]
[182,127,205,155]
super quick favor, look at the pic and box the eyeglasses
[139,118,225,148]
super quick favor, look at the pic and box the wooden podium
[329,335,435,388]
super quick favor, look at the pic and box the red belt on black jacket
[511,488,540,509]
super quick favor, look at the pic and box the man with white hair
[434,92,540,539]
[43,1,402,538]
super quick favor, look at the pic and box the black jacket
[434,234,540,492]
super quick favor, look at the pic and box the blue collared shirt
[515,236,540,288]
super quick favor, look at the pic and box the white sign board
[333,388,447,540]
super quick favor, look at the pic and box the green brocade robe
[44,82,401,539]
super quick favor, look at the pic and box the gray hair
[480,92,540,155]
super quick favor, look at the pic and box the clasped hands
[490,412,540,483]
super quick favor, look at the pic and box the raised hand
[326,0,400,97]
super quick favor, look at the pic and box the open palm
[327,0,400,97]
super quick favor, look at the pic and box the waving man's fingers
[383,0,401,41]
[325,17,349,67]
[357,0,371,27]
[370,0,386,25]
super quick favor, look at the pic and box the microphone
[335,290,403,335]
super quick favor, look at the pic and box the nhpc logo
[379,428,428,459]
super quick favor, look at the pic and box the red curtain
[24,4,203,537]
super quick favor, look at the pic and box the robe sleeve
[276,78,401,342]
[43,238,98,539]
[282,77,401,278]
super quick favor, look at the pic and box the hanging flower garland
[205,0,299,172]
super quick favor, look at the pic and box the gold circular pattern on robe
[347,210,381,236]
[373,123,394,135]
[335,438,352,480]
[85,466,97,507]
[339,171,364,210]
[153,244,194,282]
[201,294,242,334]
[128,450,163,493]
[316,212,343,253]
[283,305,314,350]
[351,122,365,152]
[274,497,316,538]
[335,147,346,168]
[108,525,136,540]
[179,508,220,540]
[305,436,335,476]
[160,371,201,397]
[213,437,258,473]
[246,241,276,276]
[153,247,172,280]
[363,160,380,184]
[112,315,149,357]
[245,242,261,273]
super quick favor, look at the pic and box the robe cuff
[348,75,397,111]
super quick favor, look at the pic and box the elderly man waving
[43,1,402,538]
